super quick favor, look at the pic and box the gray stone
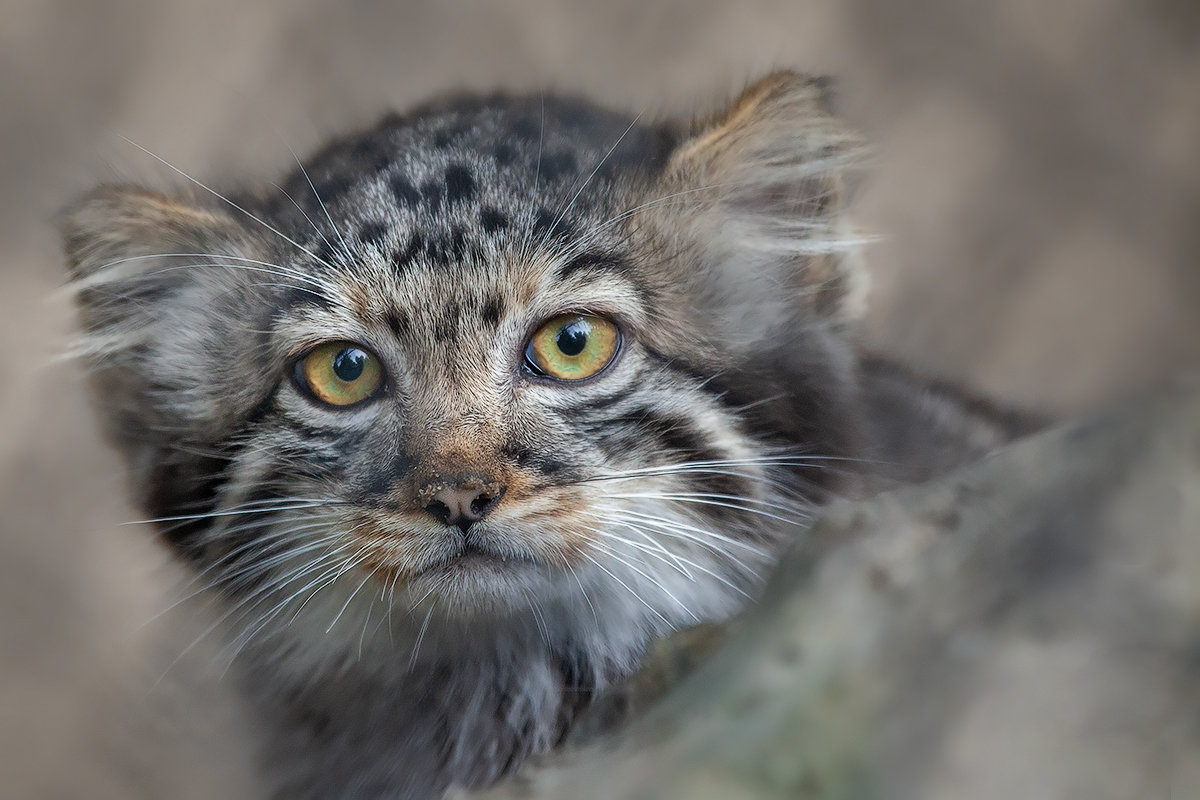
[463,386,1200,799]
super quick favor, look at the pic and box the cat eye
[294,341,385,408]
[524,314,621,381]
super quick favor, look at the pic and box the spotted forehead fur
[256,95,679,371]
[269,94,677,276]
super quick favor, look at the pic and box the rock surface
[464,386,1200,799]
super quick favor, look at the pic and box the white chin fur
[227,525,762,684]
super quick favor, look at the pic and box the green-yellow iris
[296,341,384,407]
[525,314,620,381]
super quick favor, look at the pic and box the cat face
[64,74,866,666]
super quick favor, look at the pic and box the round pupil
[555,323,589,357]
[332,349,366,382]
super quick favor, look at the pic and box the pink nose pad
[422,478,504,532]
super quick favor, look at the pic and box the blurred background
[2,0,1197,796]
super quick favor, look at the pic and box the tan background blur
[2,1,1198,796]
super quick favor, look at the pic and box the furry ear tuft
[60,185,270,480]
[643,72,870,326]
[62,185,255,350]
[63,185,253,344]
[63,184,244,278]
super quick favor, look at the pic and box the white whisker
[610,491,811,523]
[539,111,645,251]
[584,532,699,623]
[270,180,340,256]
[578,550,674,630]
[288,145,353,262]
[408,602,436,671]
[120,137,338,270]
[326,566,379,634]
[586,506,770,557]
[586,515,757,600]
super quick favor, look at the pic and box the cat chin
[232,565,577,679]
[233,522,758,680]
[236,546,744,687]
[403,550,562,617]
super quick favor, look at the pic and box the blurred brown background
[2,1,1197,796]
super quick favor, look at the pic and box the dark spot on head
[541,151,577,181]
[435,301,460,341]
[278,285,334,313]
[444,165,477,204]
[480,207,509,233]
[482,295,504,327]
[493,143,515,165]
[448,226,468,260]
[511,117,540,142]
[385,309,408,338]
[357,221,389,248]
[558,251,627,281]
[423,235,441,262]
[533,208,573,242]
[312,175,354,205]
[422,226,469,264]
[421,179,444,212]
[393,232,424,270]
[389,175,421,209]
[351,138,393,173]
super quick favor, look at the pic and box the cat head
[64,73,867,668]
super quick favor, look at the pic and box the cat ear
[644,72,869,327]
[624,74,872,470]
[62,184,264,386]
[63,185,256,340]
[62,186,270,509]
[63,183,250,285]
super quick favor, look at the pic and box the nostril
[424,500,453,525]
[422,480,505,529]
[469,493,496,518]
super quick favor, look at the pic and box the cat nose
[421,476,504,532]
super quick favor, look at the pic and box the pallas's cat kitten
[64,73,1020,798]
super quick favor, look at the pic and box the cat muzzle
[418,474,506,532]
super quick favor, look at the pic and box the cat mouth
[412,542,538,580]
[402,542,548,609]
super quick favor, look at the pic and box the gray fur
[62,73,1024,799]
